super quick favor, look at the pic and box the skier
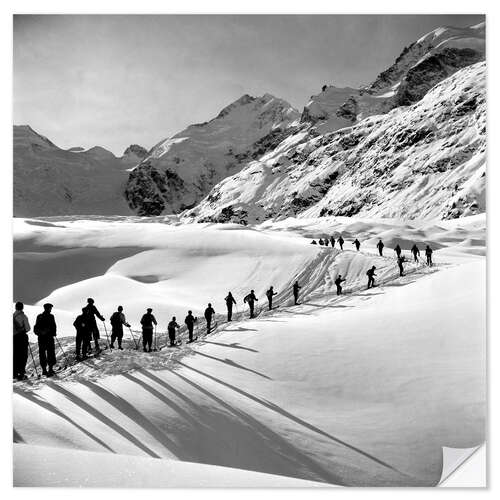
[225,292,236,321]
[335,275,346,296]
[376,239,384,257]
[353,239,361,251]
[266,286,277,310]
[204,303,215,333]
[167,317,180,347]
[397,255,405,277]
[425,245,433,266]
[311,239,317,245]
[243,290,258,318]
[318,238,324,246]
[185,311,197,342]
[366,266,377,289]
[73,308,91,360]
[411,244,420,262]
[338,235,344,250]
[109,306,130,350]
[33,303,57,377]
[140,308,157,352]
[324,238,329,246]
[82,298,105,353]
[293,280,301,305]
[330,236,335,248]
[13,302,30,381]
[394,244,402,258]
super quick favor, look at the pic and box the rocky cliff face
[124,94,300,215]
[185,62,486,224]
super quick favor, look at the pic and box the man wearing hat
[33,303,57,376]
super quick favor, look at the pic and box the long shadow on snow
[45,382,161,458]
[13,387,114,452]
[196,340,258,353]
[175,360,415,482]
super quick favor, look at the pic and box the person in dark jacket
[394,244,402,258]
[34,303,57,376]
[376,239,384,257]
[311,239,317,245]
[353,239,361,251]
[411,244,420,262]
[82,298,105,353]
[335,275,346,295]
[330,236,335,248]
[425,245,433,266]
[168,317,180,347]
[73,308,91,360]
[204,303,215,333]
[140,308,157,352]
[225,292,236,321]
[318,238,324,246]
[110,306,130,350]
[266,286,277,310]
[293,281,301,305]
[338,235,344,250]
[13,302,30,380]
[324,238,329,246]
[185,311,197,342]
[397,255,405,277]
[244,290,258,318]
[367,266,377,289]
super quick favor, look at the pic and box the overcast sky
[13,14,484,155]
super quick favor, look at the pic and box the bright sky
[13,14,484,155]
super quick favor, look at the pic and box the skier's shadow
[222,326,258,332]
[197,340,258,353]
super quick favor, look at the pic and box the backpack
[13,316,25,335]
[110,312,122,327]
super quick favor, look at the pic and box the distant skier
[225,292,236,321]
[411,244,420,262]
[185,311,197,342]
[109,306,130,350]
[376,239,384,257]
[397,255,405,277]
[73,308,90,360]
[318,238,324,246]
[324,238,329,246]
[83,298,105,353]
[293,280,301,305]
[266,286,277,310]
[338,235,344,250]
[330,236,335,248]
[335,275,346,295]
[33,303,57,377]
[366,266,377,289]
[425,245,433,266]
[140,308,157,352]
[311,240,317,245]
[244,290,258,318]
[13,302,30,381]
[353,239,361,251]
[204,303,215,333]
[168,317,180,347]
[394,244,402,258]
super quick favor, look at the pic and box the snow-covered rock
[124,94,300,215]
[185,62,485,224]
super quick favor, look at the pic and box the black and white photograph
[10,8,488,489]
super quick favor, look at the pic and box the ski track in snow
[13,215,485,487]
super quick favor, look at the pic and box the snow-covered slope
[186,62,485,224]
[124,94,300,215]
[301,22,485,134]
[13,126,146,217]
[12,214,485,487]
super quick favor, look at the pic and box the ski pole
[55,337,69,370]
[154,325,157,351]
[102,321,111,350]
[27,341,40,379]
[128,326,138,349]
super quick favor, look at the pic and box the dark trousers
[168,329,176,346]
[426,256,432,266]
[206,318,212,333]
[268,298,273,310]
[110,328,123,347]
[398,265,404,276]
[76,330,91,357]
[293,292,299,305]
[38,335,56,371]
[378,248,383,256]
[367,277,375,289]
[142,328,153,350]
[249,302,255,318]
[13,333,29,378]
[413,253,419,262]
[187,325,194,341]
[227,306,232,322]
[336,285,342,296]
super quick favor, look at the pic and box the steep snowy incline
[13,126,146,217]
[186,62,485,224]
[124,94,300,215]
[13,238,485,486]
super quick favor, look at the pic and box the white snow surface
[13,214,485,487]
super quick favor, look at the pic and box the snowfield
[13,215,485,487]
